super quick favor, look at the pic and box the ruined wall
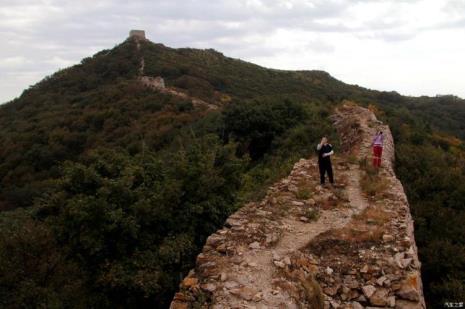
[170,104,425,309]
[140,76,165,89]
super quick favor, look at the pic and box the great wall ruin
[169,103,425,309]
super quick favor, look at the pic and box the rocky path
[171,103,425,309]
[213,158,369,308]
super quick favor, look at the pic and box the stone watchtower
[129,29,146,40]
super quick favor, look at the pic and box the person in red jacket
[372,131,384,168]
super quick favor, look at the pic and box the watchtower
[129,30,146,40]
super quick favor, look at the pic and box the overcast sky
[1,0,464,104]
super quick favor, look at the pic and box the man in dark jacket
[317,136,334,185]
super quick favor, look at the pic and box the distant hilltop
[129,29,146,40]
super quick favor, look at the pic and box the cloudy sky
[1,0,464,103]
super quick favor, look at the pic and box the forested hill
[0,37,346,210]
[0,35,465,308]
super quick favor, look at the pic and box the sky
[1,0,464,104]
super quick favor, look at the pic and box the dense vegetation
[1,37,465,308]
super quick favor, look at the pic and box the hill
[0,34,465,308]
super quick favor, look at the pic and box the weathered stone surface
[288,184,298,193]
[396,274,420,301]
[231,256,242,264]
[326,266,334,275]
[169,302,188,309]
[369,288,389,306]
[383,234,395,242]
[388,296,396,307]
[229,287,258,301]
[395,299,422,309]
[351,301,364,309]
[249,241,261,249]
[274,260,285,268]
[396,285,420,301]
[360,265,369,273]
[216,244,227,254]
[283,256,291,265]
[224,281,239,289]
[401,258,413,269]
[182,277,198,288]
[206,234,224,247]
[362,285,376,298]
[376,276,387,286]
[308,199,316,206]
[173,292,189,302]
[201,283,217,292]
[344,277,359,289]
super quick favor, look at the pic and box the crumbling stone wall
[140,76,165,89]
[170,104,425,309]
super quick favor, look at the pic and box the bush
[305,208,320,221]
[296,187,312,200]
[32,137,245,308]
[0,211,88,308]
[224,99,307,160]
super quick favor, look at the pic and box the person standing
[372,131,384,168]
[317,137,334,185]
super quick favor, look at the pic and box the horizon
[1,0,465,104]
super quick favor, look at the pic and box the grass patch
[358,157,388,197]
[347,154,358,164]
[334,226,384,243]
[358,156,368,170]
[300,274,324,309]
[324,205,392,243]
[332,187,349,202]
[296,187,313,200]
[304,208,320,221]
[360,172,389,197]
[352,206,391,226]
[273,198,292,218]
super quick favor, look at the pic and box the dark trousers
[319,161,333,184]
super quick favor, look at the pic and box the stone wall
[139,76,165,90]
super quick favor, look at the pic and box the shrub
[300,274,324,309]
[360,172,388,197]
[223,99,307,160]
[296,187,313,200]
[304,208,320,221]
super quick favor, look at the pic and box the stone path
[214,160,368,308]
